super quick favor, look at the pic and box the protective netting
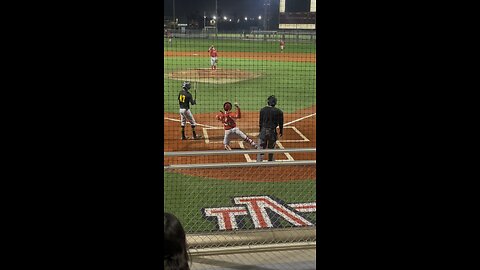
[163,29,316,164]
[164,26,316,249]
[164,163,316,248]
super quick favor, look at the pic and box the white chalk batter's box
[201,126,310,162]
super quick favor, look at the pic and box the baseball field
[164,35,316,234]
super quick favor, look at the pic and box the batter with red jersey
[208,45,218,70]
[216,102,257,150]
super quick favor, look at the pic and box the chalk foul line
[164,117,219,129]
[284,113,316,127]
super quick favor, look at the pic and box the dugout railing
[164,148,316,254]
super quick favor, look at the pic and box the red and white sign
[202,195,316,231]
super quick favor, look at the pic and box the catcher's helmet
[267,95,277,107]
[182,81,191,90]
[223,102,232,111]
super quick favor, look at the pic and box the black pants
[256,128,277,162]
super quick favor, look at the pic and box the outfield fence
[164,149,316,251]
[165,29,316,42]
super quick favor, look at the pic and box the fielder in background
[216,101,258,150]
[208,45,218,70]
[168,30,172,46]
[257,95,284,162]
[280,36,285,53]
[178,81,202,140]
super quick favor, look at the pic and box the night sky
[164,0,275,18]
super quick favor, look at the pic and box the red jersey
[216,107,241,130]
[208,48,218,57]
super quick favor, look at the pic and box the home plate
[247,132,259,137]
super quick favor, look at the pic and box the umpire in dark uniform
[257,95,284,162]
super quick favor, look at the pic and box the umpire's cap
[267,95,277,107]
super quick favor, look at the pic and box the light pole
[173,0,176,30]
[204,11,206,29]
[264,0,270,30]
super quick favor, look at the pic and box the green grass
[164,171,316,233]
[164,57,316,113]
[164,36,317,234]
[164,38,316,53]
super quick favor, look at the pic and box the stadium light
[258,16,262,20]
[244,17,247,21]
[213,16,216,19]
[223,16,227,20]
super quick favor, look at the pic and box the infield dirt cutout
[167,68,261,84]
[164,51,316,63]
[164,106,317,182]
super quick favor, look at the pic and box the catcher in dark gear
[178,81,201,140]
[257,95,284,162]
[216,101,258,150]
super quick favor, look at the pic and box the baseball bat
[194,82,197,100]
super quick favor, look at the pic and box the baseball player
[280,39,285,53]
[208,45,218,70]
[257,95,284,162]
[216,101,258,150]
[178,81,202,140]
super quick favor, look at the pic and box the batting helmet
[223,102,232,111]
[182,81,191,90]
[267,95,277,107]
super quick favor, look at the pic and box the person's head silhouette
[164,212,190,270]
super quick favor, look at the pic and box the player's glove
[234,102,239,108]
[191,99,196,105]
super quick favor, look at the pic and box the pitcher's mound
[167,68,261,84]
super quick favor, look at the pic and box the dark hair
[267,95,277,107]
[164,213,190,270]
[223,101,232,111]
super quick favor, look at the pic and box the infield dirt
[164,51,316,63]
[164,106,316,182]
[164,51,316,182]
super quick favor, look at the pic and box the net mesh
[164,29,316,249]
